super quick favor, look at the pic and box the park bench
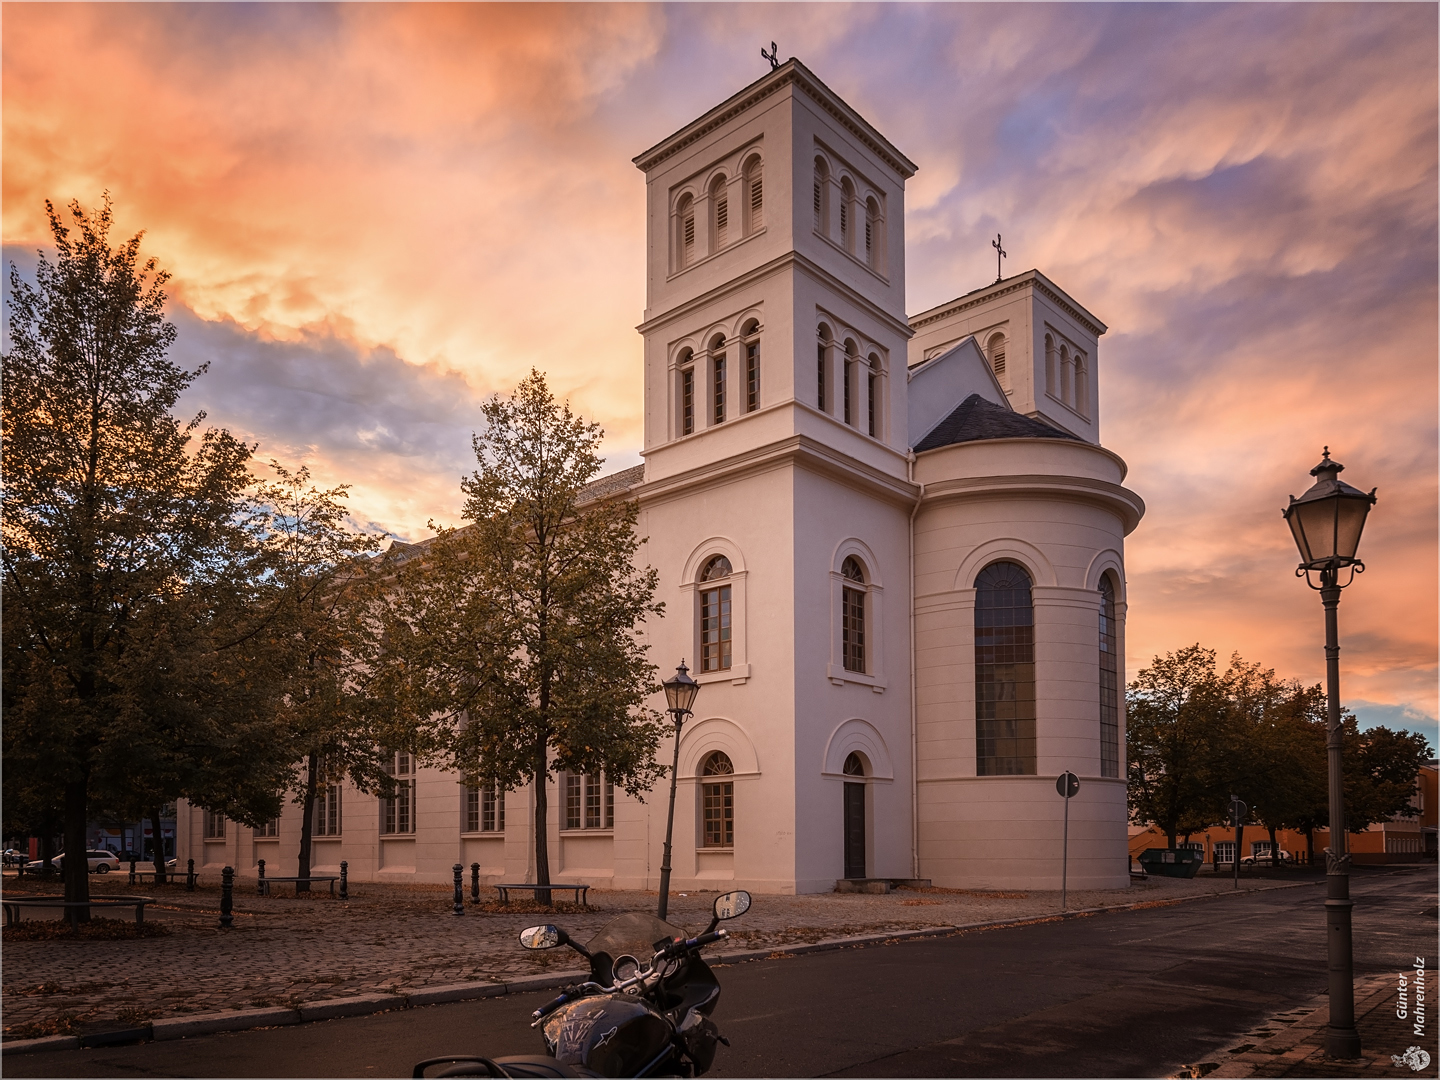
[258,875,339,897]
[493,883,590,907]
[2,894,153,927]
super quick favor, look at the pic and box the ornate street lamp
[1283,448,1376,1060]
[657,660,700,921]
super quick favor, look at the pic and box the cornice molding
[917,471,1146,535]
[633,60,916,179]
[908,270,1107,339]
[637,249,914,342]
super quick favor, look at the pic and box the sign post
[1056,771,1080,910]
[1230,795,1248,890]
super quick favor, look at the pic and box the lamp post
[1283,447,1376,1060]
[657,660,699,922]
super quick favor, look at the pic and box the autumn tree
[1126,645,1232,848]
[377,370,666,899]
[254,463,399,890]
[2,197,289,912]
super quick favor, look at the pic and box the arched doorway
[843,753,866,879]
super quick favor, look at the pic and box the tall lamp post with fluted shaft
[657,661,700,922]
[1283,448,1376,1060]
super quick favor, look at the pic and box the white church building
[178,59,1144,894]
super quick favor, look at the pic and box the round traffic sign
[1056,771,1080,798]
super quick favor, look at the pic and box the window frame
[381,752,417,835]
[1099,574,1120,778]
[974,560,1037,777]
[700,751,735,849]
[828,546,886,689]
[562,772,614,832]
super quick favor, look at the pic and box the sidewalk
[1,869,1316,1043]
[1180,973,1434,1078]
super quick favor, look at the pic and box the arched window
[1073,353,1088,417]
[1099,574,1119,778]
[710,333,727,425]
[813,158,829,234]
[678,194,696,269]
[816,324,832,412]
[864,197,879,268]
[1044,334,1056,398]
[701,751,734,848]
[867,354,882,437]
[710,175,729,251]
[987,332,1007,389]
[843,340,858,426]
[840,177,855,251]
[1059,344,1072,406]
[699,555,732,672]
[974,561,1036,776]
[841,556,866,673]
[744,155,763,234]
[842,752,866,877]
[843,752,865,776]
[742,319,760,413]
[677,348,695,436]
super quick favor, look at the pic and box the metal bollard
[452,864,464,916]
[339,860,348,900]
[129,857,137,885]
[257,858,266,896]
[220,866,234,928]
[471,862,480,904]
[187,858,196,891]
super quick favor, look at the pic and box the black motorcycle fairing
[539,996,672,1077]
[655,953,721,1018]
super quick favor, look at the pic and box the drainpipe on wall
[907,449,924,882]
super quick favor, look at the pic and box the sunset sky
[4,3,1435,745]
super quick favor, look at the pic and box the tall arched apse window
[701,751,734,848]
[974,561,1036,776]
[1098,574,1119,778]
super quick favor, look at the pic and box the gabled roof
[913,394,1082,453]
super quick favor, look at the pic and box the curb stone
[0,877,1348,1057]
[152,1006,302,1041]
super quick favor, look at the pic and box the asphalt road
[7,868,1433,1078]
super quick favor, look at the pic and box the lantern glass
[1332,494,1371,562]
[662,662,700,716]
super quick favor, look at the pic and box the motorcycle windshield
[584,912,686,962]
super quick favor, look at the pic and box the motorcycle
[413,890,751,1078]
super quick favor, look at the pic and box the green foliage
[1,196,292,909]
[1128,642,1432,855]
[375,370,665,887]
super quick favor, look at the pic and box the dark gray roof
[576,463,646,504]
[913,394,1082,453]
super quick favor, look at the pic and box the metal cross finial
[992,233,1007,282]
[762,41,779,70]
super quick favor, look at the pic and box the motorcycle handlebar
[529,930,730,1024]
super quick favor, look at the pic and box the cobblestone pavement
[1,868,1310,1039]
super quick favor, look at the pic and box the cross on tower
[992,233,1007,283]
[761,42,779,70]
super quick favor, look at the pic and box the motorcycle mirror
[518,925,566,950]
[712,890,751,921]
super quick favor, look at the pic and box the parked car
[24,850,122,873]
[2,849,27,867]
[1241,849,1295,865]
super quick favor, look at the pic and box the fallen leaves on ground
[3,918,171,941]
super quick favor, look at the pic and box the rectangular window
[865,217,872,259]
[467,784,504,832]
[681,367,694,435]
[700,584,732,672]
[813,181,821,229]
[683,213,695,265]
[840,201,848,239]
[564,773,611,830]
[702,779,734,847]
[745,341,759,412]
[254,817,278,838]
[203,811,226,840]
[715,196,728,248]
[843,358,852,425]
[382,752,416,835]
[975,574,1037,776]
[842,586,865,672]
[713,354,726,424]
[817,344,826,410]
[1213,841,1236,863]
[750,176,763,224]
[867,371,877,436]
[1251,841,1272,857]
[313,757,341,836]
